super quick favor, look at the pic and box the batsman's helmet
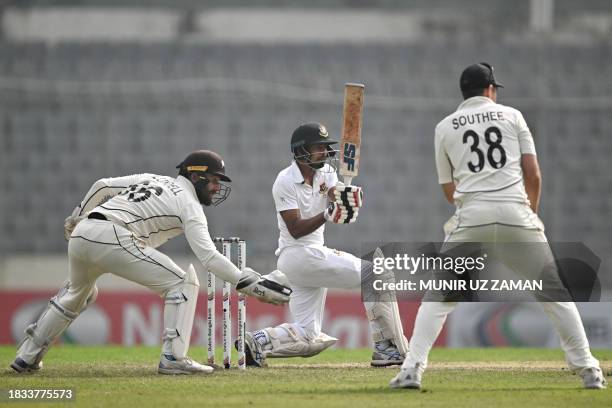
[290,122,338,169]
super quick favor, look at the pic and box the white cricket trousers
[66,219,187,309]
[403,202,600,372]
[16,218,188,364]
[277,245,362,337]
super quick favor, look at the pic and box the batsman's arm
[521,154,541,213]
[280,209,326,239]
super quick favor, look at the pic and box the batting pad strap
[164,291,188,305]
[24,323,52,349]
[163,328,180,340]
[16,302,77,365]
[49,299,79,320]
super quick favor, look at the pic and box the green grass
[1,346,610,407]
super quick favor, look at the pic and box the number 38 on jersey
[462,126,507,173]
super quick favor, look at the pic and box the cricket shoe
[389,363,422,389]
[580,367,607,389]
[158,354,214,375]
[371,340,404,367]
[10,357,43,373]
[236,331,267,368]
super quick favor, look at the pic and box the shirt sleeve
[434,125,453,184]
[514,111,537,155]
[73,173,152,216]
[273,177,298,212]
[181,202,241,283]
[181,202,219,265]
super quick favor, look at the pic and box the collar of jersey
[176,174,198,200]
[289,160,326,185]
[457,96,494,111]
[289,161,306,184]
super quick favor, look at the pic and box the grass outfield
[0,346,610,407]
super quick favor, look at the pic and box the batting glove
[324,202,359,224]
[334,183,363,208]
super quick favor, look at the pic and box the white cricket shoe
[158,354,214,375]
[580,367,607,389]
[389,363,422,389]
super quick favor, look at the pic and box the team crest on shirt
[319,182,328,195]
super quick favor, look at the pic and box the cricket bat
[339,83,365,186]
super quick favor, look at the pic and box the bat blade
[339,83,364,185]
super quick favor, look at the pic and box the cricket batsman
[239,122,409,367]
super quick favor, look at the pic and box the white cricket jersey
[435,96,536,205]
[273,161,338,253]
[74,173,218,265]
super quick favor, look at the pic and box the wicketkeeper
[11,150,291,375]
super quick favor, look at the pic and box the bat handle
[343,176,353,185]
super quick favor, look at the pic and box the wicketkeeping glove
[236,268,292,305]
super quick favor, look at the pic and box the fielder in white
[390,63,607,390]
[239,122,409,368]
[11,150,291,375]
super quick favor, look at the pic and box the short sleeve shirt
[273,161,338,252]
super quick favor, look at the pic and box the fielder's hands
[236,267,292,305]
[64,215,85,241]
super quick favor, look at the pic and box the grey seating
[1,39,610,266]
